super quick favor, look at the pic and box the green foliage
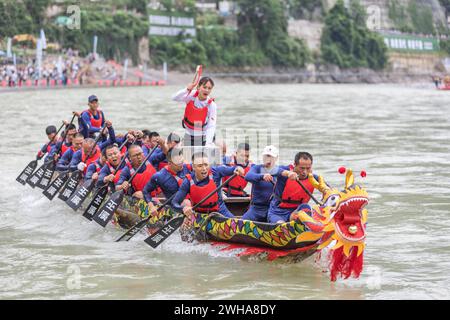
[388,0,440,35]
[320,0,388,70]
[440,39,450,55]
[407,1,435,35]
[288,0,324,20]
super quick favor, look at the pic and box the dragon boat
[111,168,369,281]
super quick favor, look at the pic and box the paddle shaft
[52,115,77,157]
[296,179,323,206]
[126,145,158,185]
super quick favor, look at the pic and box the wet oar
[26,162,48,188]
[82,184,110,220]
[18,121,66,186]
[115,193,177,242]
[36,116,76,190]
[92,145,158,227]
[144,173,237,248]
[66,139,131,211]
[43,171,70,200]
[16,158,38,185]
[58,124,106,202]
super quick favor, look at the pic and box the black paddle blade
[66,179,95,211]
[115,218,149,242]
[143,215,185,248]
[92,190,124,227]
[26,163,46,188]
[58,171,81,201]
[82,186,109,220]
[43,172,69,200]
[36,162,55,190]
[16,160,38,185]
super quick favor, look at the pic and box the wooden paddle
[17,121,66,186]
[92,145,158,227]
[296,179,323,206]
[66,138,131,211]
[36,116,77,190]
[144,173,237,249]
[188,65,202,93]
[58,124,106,202]
[115,193,177,242]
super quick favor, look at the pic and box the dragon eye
[325,195,339,207]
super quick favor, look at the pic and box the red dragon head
[294,169,369,281]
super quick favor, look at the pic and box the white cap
[262,145,278,158]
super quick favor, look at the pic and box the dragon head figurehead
[293,168,369,281]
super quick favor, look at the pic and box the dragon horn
[345,169,354,189]
[308,173,329,194]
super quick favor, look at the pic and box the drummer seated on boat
[56,133,84,172]
[97,144,127,188]
[241,145,279,222]
[143,147,192,217]
[116,144,157,200]
[222,142,253,197]
[267,152,319,224]
[149,132,181,171]
[69,138,102,174]
[171,151,245,220]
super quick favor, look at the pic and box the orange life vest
[182,91,214,131]
[83,109,104,128]
[186,174,219,213]
[81,146,101,174]
[222,158,252,196]
[130,162,157,192]
[278,165,315,209]
[106,161,123,184]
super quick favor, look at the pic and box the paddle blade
[58,171,81,201]
[82,186,109,220]
[66,179,95,211]
[143,215,185,248]
[115,218,149,242]
[26,163,46,188]
[16,160,38,185]
[43,172,69,200]
[36,162,55,190]
[92,190,124,227]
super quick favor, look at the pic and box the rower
[97,144,126,188]
[81,95,106,138]
[69,138,101,173]
[37,125,59,162]
[267,152,319,224]
[171,151,245,219]
[85,151,107,181]
[142,131,160,155]
[241,145,279,222]
[222,143,253,197]
[116,144,157,200]
[48,123,77,160]
[143,147,192,216]
[173,77,217,147]
[55,133,84,171]
[150,132,181,171]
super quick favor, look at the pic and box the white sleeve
[172,88,192,103]
[205,101,217,145]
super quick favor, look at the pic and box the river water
[1,84,449,300]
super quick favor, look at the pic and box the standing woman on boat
[172,76,217,147]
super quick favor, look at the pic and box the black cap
[45,125,57,135]
[88,95,98,103]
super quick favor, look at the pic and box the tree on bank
[320,0,388,70]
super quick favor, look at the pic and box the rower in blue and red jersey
[69,138,102,173]
[241,145,279,222]
[149,132,181,171]
[97,144,127,188]
[116,145,157,200]
[37,125,60,162]
[222,142,253,197]
[85,151,107,181]
[171,152,245,219]
[267,152,320,224]
[143,147,192,216]
[81,95,106,138]
[55,133,84,172]
[142,131,159,156]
